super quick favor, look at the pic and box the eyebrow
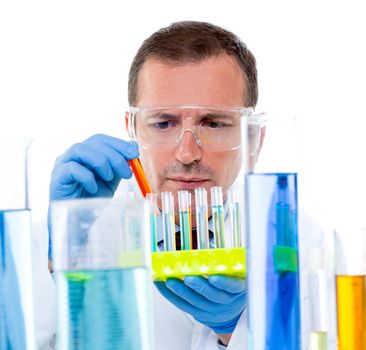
[201,113,236,121]
[145,112,237,122]
[151,113,180,119]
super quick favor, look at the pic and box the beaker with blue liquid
[241,116,301,349]
[0,137,36,350]
[51,197,154,350]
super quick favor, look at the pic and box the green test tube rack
[151,247,246,281]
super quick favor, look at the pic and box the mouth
[167,177,211,189]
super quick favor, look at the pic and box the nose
[174,129,202,165]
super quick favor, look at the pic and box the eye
[201,119,231,129]
[151,120,178,130]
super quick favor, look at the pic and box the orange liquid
[336,275,366,349]
[363,276,366,348]
[128,158,152,197]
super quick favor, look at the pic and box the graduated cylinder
[0,137,35,350]
[242,115,301,350]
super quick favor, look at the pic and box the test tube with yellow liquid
[334,227,366,349]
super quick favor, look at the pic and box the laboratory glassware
[211,186,225,248]
[178,190,192,250]
[51,197,153,350]
[147,193,159,252]
[0,137,35,350]
[334,226,366,349]
[128,158,152,197]
[162,191,176,251]
[195,187,209,249]
[151,185,246,281]
[308,248,328,350]
[228,187,243,248]
[242,115,301,349]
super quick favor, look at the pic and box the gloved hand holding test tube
[128,158,152,197]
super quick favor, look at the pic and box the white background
[1,0,365,227]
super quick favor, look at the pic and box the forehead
[133,106,244,128]
[136,54,246,108]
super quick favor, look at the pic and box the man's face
[134,54,247,216]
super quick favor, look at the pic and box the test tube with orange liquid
[128,158,152,197]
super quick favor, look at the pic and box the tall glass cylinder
[0,137,35,350]
[51,197,153,350]
[242,115,301,349]
[334,225,366,349]
[308,248,328,350]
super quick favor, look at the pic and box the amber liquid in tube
[336,275,366,349]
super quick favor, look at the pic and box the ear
[125,111,129,131]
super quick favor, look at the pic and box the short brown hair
[128,21,258,107]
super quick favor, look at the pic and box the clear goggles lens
[128,105,261,152]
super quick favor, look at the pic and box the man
[47,21,256,349]
[45,21,330,349]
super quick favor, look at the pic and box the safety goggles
[127,105,261,152]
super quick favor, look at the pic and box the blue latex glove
[48,134,139,258]
[155,275,246,334]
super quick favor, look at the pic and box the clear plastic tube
[211,186,225,248]
[162,192,175,251]
[228,188,241,247]
[146,193,158,252]
[178,190,192,250]
[195,188,209,249]
[308,248,328,350]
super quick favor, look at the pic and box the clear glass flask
[0,137,35,350]
[242,115,301,349]
[51,197,154,350]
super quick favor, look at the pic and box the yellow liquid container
[363,276,366,347]
[336,275,366,349]
[334,227,366,350]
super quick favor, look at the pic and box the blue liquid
[246,173,301,350]
[56,267,152,350]
[150,213,158,252]
[0,209,32,350]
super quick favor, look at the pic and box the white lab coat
[31,184,336,350]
